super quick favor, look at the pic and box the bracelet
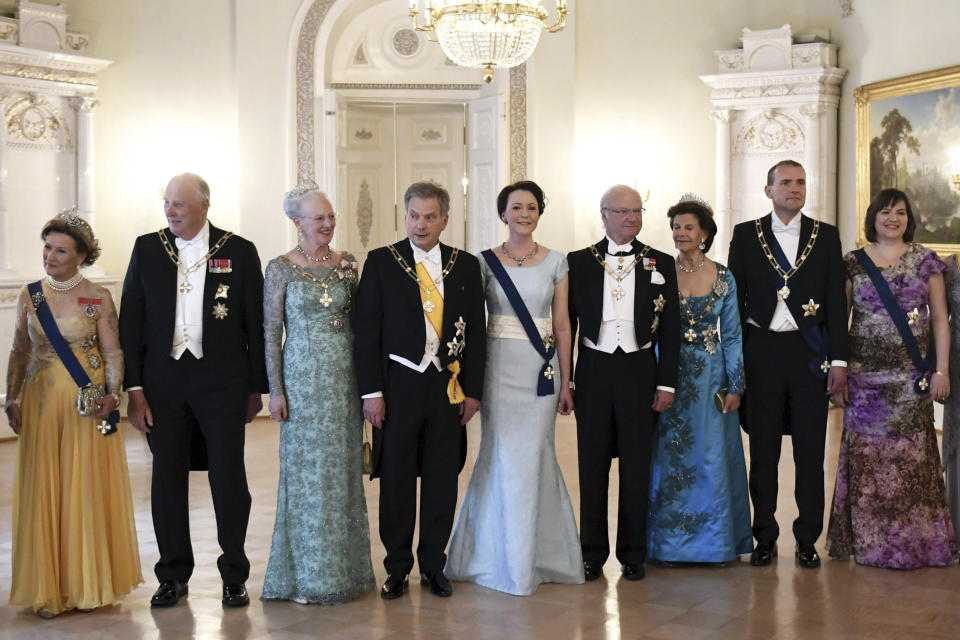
[934,370,947,378]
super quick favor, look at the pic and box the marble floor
[1,409,959,639]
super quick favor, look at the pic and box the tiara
[57,206,88,228]
[677,192,713,214]
[286,180,320,199]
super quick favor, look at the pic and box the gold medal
[212,302,228,319]
[777,284,791,300]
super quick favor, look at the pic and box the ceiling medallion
[409,0,566,83]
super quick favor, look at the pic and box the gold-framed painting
[855,64,960,254]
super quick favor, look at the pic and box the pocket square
[650,271,665,285]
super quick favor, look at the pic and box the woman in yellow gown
[4,210,142,618]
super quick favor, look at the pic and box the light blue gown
[445,250,584,595]
[647,266,752,563]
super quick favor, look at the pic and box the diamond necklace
[501,242,538,266]
[677,253,705,273]
[296,244,332,263]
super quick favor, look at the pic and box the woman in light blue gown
[445,181,584,595]
[647,194,752,563]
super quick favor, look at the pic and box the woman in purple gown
[826,189,958,569]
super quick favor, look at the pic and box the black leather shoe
[420,571,453,598]
[583,560,603,581]
[750,541,777,566]
[222,583,249,607]
[150,581,188,608]
[380,574,409,600]
[621,563,645,581]
[796,545,821,569]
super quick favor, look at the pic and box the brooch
[802,299,820,317]
[212,302,228,320]
[215,283,229,299]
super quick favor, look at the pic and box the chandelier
[409,1,567,83]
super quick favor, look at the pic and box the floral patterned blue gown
[261,255,375,604]
[647,265,752,562]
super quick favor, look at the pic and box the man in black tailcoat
[727,160,847,569]
[567,184,681,582]
[119,173,268,607]
[353,181,485,600]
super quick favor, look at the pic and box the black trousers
[574,346,657,566]
[743,327,828,547]
[379,362,462,576]
[145,352,251,584]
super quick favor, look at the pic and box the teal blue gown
[647,265,752,563]
[261,255,375,603]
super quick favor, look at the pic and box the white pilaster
[68,96,99,227]
[711,109,733,261]
[0,91,13,276]
[800,103,826,222]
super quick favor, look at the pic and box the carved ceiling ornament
[392,28,420,57]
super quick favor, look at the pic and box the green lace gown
[261,255,375,604]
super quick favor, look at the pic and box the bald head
[164,173,210,240]
[600,185,641,211]
[600,184,644,245]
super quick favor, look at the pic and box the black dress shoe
[796,545,821,569]
[420,571,453,598]
[750,541,777,566]
[380,574,409,600]
[150,580,188,607]
[222,583,249,607]
[583,560,603,581]
[621,563,645,581]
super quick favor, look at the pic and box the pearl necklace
[45,271,84,292]
[296,244,332,263]
[501,242,538,266]
[677,253,705,273]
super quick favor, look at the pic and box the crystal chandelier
[409,1,567,83]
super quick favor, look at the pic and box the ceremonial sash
[481,250,556,396]
[764,230,830,379]
[27,281,119,434]
[852,249,934,394]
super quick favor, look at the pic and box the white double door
[337,101,468,265]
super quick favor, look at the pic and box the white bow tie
[771,219,799,236]
[414,247,441,265]
[607,242,634,255]
[175,235,204,251]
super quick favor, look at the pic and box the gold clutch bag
[714,387,728,413]
[77,384,105,417]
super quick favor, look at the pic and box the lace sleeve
[96,288,124,395]
[5,287,31,407]
[263,258,288,397]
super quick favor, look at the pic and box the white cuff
[830,360,847,368]
[362,391,384,399]
[127,386,144,392]
[656,386,675,394]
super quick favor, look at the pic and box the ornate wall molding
[295,0,526,186]
[4,93,72,151]
[509,63,526,182]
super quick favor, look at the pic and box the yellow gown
[5,281,142,615]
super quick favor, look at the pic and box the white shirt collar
[771,212,802,235]
[409,239,441,263]
[605,235,635,254]
[175,220,210,250]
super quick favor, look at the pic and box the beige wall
[6,0,958,274]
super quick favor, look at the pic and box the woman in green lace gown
[261,182,375,604]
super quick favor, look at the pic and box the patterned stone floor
[1,409,958,639]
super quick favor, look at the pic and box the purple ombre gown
[826,244,958,569]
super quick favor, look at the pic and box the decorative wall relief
[353,44,368,65]
[416,122,447,145]
[734,110,804,155]
[356,178,373,248]
[4,94,72,150]
[510,63,527,182]
[392,28,420,57]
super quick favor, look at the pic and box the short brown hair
[864,188,916,243]
[41,216,101,266]
[766,159,804,186]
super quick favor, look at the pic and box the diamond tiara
[677,192,713,214]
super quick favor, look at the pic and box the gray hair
[172,172,210,205]
[600,184,640,210]
[404,181,450,217]
[283,181,330,219]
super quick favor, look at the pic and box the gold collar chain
[679,265,727,328]
[755,218,819,300]
[158,229,233,277]
[388,244,459,296]
[589,244,650,302]
[280,255,355,308]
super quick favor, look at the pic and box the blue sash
[27,281,118,434]
[481,250,556,396]
[852,249,934,394]
[764,228,830,379]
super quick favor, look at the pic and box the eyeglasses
[298,213,337,224]
[602,207,645,217]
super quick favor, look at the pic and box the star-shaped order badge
[907,307,921,325]
[653,294,666,313]
[212,302,228,320]
[215,283,229,299]
[454,317,466,335]
[802,299,819,317]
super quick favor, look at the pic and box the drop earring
[698,239,706,251]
